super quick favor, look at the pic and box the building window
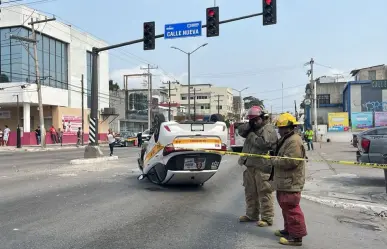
[197,96,208,99]
[0,27,68,88]
[368,70,376,80]
[181,96,187,100]
[317,94,330,105]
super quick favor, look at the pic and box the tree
[0,74,10,83]
[243,96,265,109]
[109,80,120,91]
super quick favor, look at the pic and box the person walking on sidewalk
[304,127,314,151]
[137,132,143,147]
[107,129,115,156]
[237,106,278,227]
[76,128,81,147]
[270,112,307,246]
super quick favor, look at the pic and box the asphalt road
[1,147,387,249]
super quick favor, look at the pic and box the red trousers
[277,191,307,238]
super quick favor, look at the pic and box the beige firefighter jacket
[270,131,306,192]
[237,121,278,174]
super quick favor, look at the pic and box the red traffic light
[208,9,215,17]
[265,0,272,4]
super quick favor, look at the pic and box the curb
[302,194,387,217]
[70,156,119,165]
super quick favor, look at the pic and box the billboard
[350,112,373,131]
[375,112,387,127]
[328,112,349,132]
[61,115,82,135]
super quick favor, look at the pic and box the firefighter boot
[239,215,258,222]
[257,220,272,227]
[279,236,302,246]
[274,230,289,237]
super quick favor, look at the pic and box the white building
[169,83,234,118]
[0,5,110,145]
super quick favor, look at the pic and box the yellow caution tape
[168,146,387,170]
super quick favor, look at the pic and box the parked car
[114,131,137,147]
[141,129,152,141]
[356,126,387,164]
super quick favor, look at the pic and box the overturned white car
[137,114,228,186]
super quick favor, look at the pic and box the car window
[365,128,387,135]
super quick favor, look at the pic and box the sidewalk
[0,142,109,152]
[303,142,387,217]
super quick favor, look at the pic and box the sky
[4,0,387,114]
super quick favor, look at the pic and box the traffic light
[143,21,155,50]
[262,0,277,26]
[206,7,219,37]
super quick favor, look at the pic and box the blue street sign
[164,21,202,39]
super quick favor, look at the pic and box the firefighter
[270,112,307,246]
[237,106,278,227]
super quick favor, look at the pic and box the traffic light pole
[96,12,263,53]
[84,10,264,158]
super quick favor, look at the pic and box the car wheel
[152,114,166,143]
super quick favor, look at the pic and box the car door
[365,127,387,164]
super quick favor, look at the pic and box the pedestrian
[3,125,10,146]
[237,106,278,227]
[0,128,3,146]
[35,126,41,145]
[49,125,57,144]
[270,112,307,246]
[107,129,115,156]
[57,128,63,146]
[137,132,143,147]
[76,127,81,147]
[304,127,314,151]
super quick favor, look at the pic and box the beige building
[169,83,234,118]
[350,64,387,81]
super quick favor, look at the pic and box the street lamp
[171,43,208,119]
[232,87,249,121]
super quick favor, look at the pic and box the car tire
[153,113,166,143]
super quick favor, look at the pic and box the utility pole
[310,58,317,142]
[162,80,180,121]
[213,94,224,114]
[141,64,158,129]
[81,74,84,146]
[232,87,248,121]
[165,81,171,121]
[190,87,201,121]
[11,17,56,149]
[13,94,21,148]
[294,100,298,121]
[270,105,273,123]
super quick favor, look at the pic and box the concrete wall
[316,82,345,104]
[0,6,109,110]
[314,107,343,125]
[350,84,362,112]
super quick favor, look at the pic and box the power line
[192,64,303,78]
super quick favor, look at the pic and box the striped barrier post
[89,117,97,145]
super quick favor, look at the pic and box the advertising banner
[350,112,373,131]
[375,112,387,127]
[61,115,82,135]
[328,112,349,132]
